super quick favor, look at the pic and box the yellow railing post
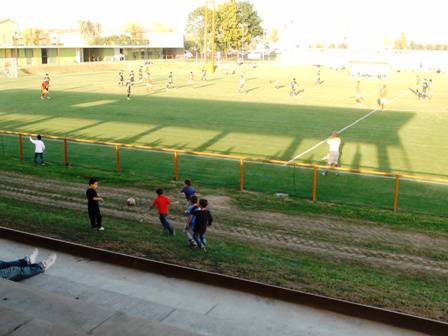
[18,133,23,161]
[115,145,121,173]
[240,159,245,192]
[393,175,400,212]
[174,151,179,181]
[312,165,317,202]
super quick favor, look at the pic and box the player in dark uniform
[129,71,135,85]
[166,72,174,89]
[118,71,124,86]
[138,66,143,82]
[126,81,132,100]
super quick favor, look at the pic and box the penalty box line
[285,91,408,165]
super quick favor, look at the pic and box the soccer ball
[127,197,136,206]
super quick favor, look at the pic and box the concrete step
[0,279,198,336]
[0,305,85,336]
[20,274,258,336]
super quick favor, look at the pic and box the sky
[3,0,447,44]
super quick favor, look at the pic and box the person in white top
[29,135,46,165]
[323,132,341,175]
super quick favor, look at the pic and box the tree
[185,5,216,53]
[22,28,47,46]
[185,0,263,54]
[394,32,407,50]
[125,22,146,44]
[79,20,102,44]
[148,21,174,32]
[218,1,241,53]
[236,1,263,39]
[270,28,279,44]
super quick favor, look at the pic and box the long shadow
[118,124,165,144]
[66,120,108,136]
[0,115,56,130]
[196,84,214,89]
[195,130,229,152]
[0,88,419,175]
[350,144,362,170]
[246,87,259,93]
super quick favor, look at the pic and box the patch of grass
[0,195,447,321]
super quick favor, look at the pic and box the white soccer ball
[127,197,136,206]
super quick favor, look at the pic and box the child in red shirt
[149,188,175,235]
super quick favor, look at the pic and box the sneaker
[28,248,39,265]
[322,171,328,176]
[42,254,57,271]
[97,227,105,231]
[171,230,175,236]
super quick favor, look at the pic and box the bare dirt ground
[1,171,447,275]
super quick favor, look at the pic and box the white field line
[285,91,408,165]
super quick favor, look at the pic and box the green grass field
[1,63,447,320]
[1,61,448,178]
[1,61,447,216]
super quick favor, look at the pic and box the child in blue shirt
[184,195,198,247]
[180,179,196,203]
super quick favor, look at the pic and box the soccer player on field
[316,69,321,85]
[323,132,341,176]
[238,73,246,93]
[188,71,194,85]
[355,81,364,105]
[201,68,207,81]
[145,72,152,92]
[40,80,50,100]
[118,71,124,86]
[289,78,298,96]
[415,75,422,98]
[138,66,143,82]
[378,85,387,110]
[44,73,50,88]
[166,72,174,89]
[126,81,132,100]
[129,71,135,85]
[427,79,433,99]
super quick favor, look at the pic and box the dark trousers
[34,153,44,165]
[159,214,174,235]
[88,207,102,228]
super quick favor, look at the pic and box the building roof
[0,18,17,25]
[0,32,183,49]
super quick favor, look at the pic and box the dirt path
[1,171,447,275]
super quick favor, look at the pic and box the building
[0,20,184,67]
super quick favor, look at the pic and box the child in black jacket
[192,199,213,250]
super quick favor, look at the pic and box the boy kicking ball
[238,73,246,93]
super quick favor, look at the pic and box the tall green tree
[79,20,102,44]
[22,28,47,45]
[185,5,217,53]
[125,22,147,44]
[236,1,263,40]
[218,1,241,53]
[185,0,263,53]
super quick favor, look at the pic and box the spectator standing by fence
[29,135,46,165]
[150,188,175,235]
[86,178,105,231]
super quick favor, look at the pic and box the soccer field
[0,61,447,178]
